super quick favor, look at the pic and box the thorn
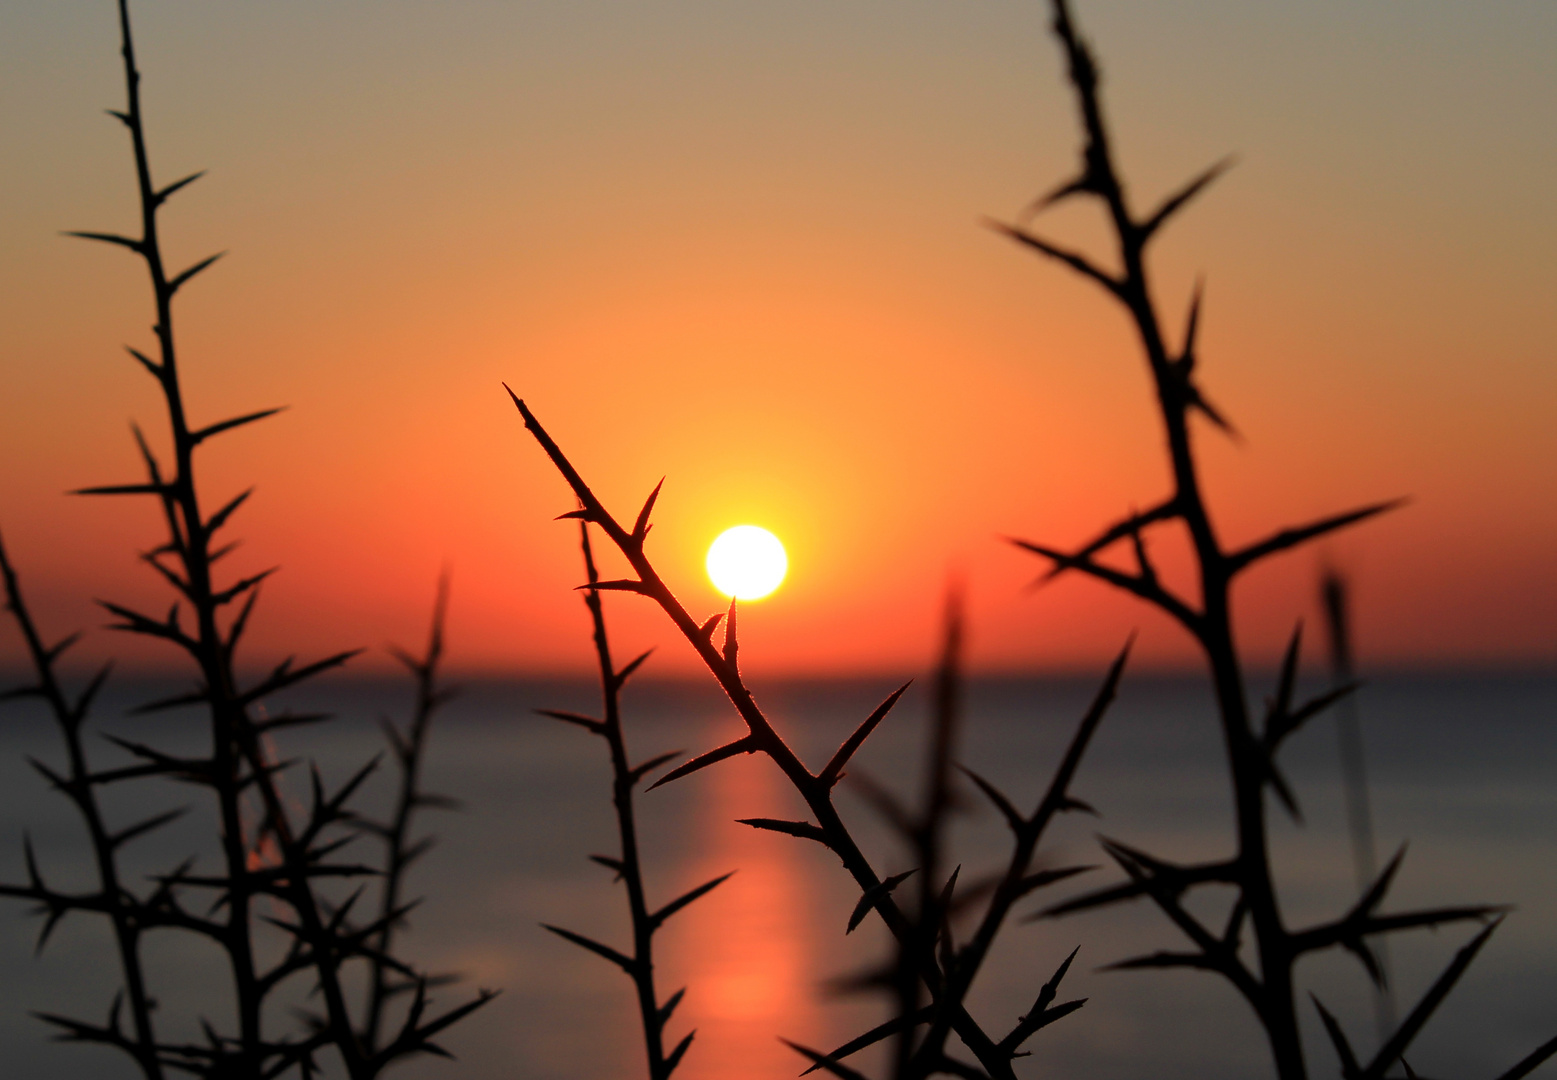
[613,649,654,689]
[722,598,738,669]
[1179,277,1205,368]
[647,735,756,790]
[820,681,912,787]
[632,478,664,542]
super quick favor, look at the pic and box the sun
[706,525,788,601]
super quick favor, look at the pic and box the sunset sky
[0,1,1552,675]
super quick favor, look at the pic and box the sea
[1,670,1552,1080]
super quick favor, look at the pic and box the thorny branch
[358,572,473,1054]
[0,3,492,1076]
[0,533,163,1080]
[537,521,714,1079]
[510,394,1125,1078]
[993,3,1556,1080]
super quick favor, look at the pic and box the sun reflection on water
[663,746,824,1080]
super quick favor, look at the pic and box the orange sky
[1,1,1553,676]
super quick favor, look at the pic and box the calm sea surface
[1,672,1553,1079]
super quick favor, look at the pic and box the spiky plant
[993,3,1557,1079]
[507,384,1120,1080]
[0,4,492,1076]
[534,521,724,1079]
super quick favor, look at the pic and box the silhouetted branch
[1227,501,1406,576]
[513,405,1095,1077]
[359,573,470,1054]
[541,521,710,1078]
[0,530,164,1079]
[1008,537,1203,634]
[0,3,490,1076]
[988,4,1514,1078]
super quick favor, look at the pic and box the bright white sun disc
[706,526,787,600]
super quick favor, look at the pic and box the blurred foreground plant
[0,3,491,1076]
[990,3,1557,1079]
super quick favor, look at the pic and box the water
[0,671,1552,1079]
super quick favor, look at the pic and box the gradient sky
[1,1,1553,676]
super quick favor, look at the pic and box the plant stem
[110,3,366,1072]
[513,396,1097,1079]
[578,524,674,1078]
[365,573,453,1051]
[0,536,163,1080]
